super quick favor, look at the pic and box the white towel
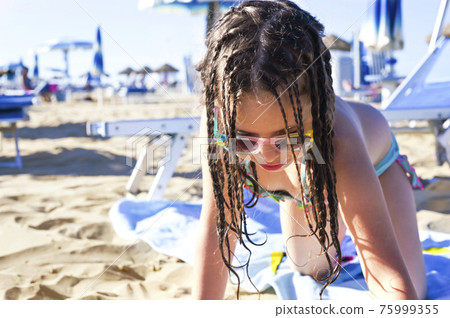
[110,189,450,300]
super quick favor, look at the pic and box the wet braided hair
[196,0,340,299]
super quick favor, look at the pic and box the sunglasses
[214,109,313,155]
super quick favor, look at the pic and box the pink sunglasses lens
[236,137,259,153]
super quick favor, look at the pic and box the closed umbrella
[37,38,93,78]
[33,54,39,79]
[359,0,382,51]
[359,0,403,77]
[92,26,104,77]
[377,0,403,52]
[360,0,403,52]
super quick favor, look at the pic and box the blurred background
[0,0,448,94]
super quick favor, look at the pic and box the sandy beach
[1,96,449,300]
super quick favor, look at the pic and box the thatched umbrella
[136,66,153,74]
[323,34,351,51]
[154,64,178,73]
[118,67,135,75]
[154,63,179,84]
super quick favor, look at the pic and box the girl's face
[235,90,312,172]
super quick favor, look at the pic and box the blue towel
[109,190,450,300]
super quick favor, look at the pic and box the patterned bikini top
[243,159,313,212]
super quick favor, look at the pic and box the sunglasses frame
[213,108,313,155]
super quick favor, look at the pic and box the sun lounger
[117,86,156,104]
[381,1,450,165]
[86,117,200,199]
[0,93,35,169]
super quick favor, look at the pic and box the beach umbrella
[323,34,351,51]
[118,67,135,75]
[154,64,178,73]
[136,66,153,74]
[92,26,104,77]
[37,38,93,78]
[377,0,403,52]
[138,0,244,32]
[359,0,381,51]
[33,54,39,79]
[154,63,178,84]
[360,0,403,52]
[359,0,403,78]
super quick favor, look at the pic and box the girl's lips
[259,163,285,171]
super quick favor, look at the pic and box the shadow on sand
[0,147,202,178]
[11,123,90,140]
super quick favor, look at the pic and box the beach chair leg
[126,146,148,195]
[429,119,447,166]
[2,123,23,169]
[13,125,23,169]
[437,126,450,166]
[146,133,189,201]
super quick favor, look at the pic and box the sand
[0,95,449,300]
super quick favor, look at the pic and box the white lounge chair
[87,117,200,199]
[380,0,450,165]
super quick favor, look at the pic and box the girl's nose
[258,144,279,163]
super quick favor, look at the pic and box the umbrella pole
[63,49,69,78]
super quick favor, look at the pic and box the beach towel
[109,190,450,300]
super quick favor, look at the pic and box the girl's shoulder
[334,97,392,166]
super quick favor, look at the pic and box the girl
[193,0,426,300]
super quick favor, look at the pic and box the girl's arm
[192,108,237,299]
[333,127,418,300]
